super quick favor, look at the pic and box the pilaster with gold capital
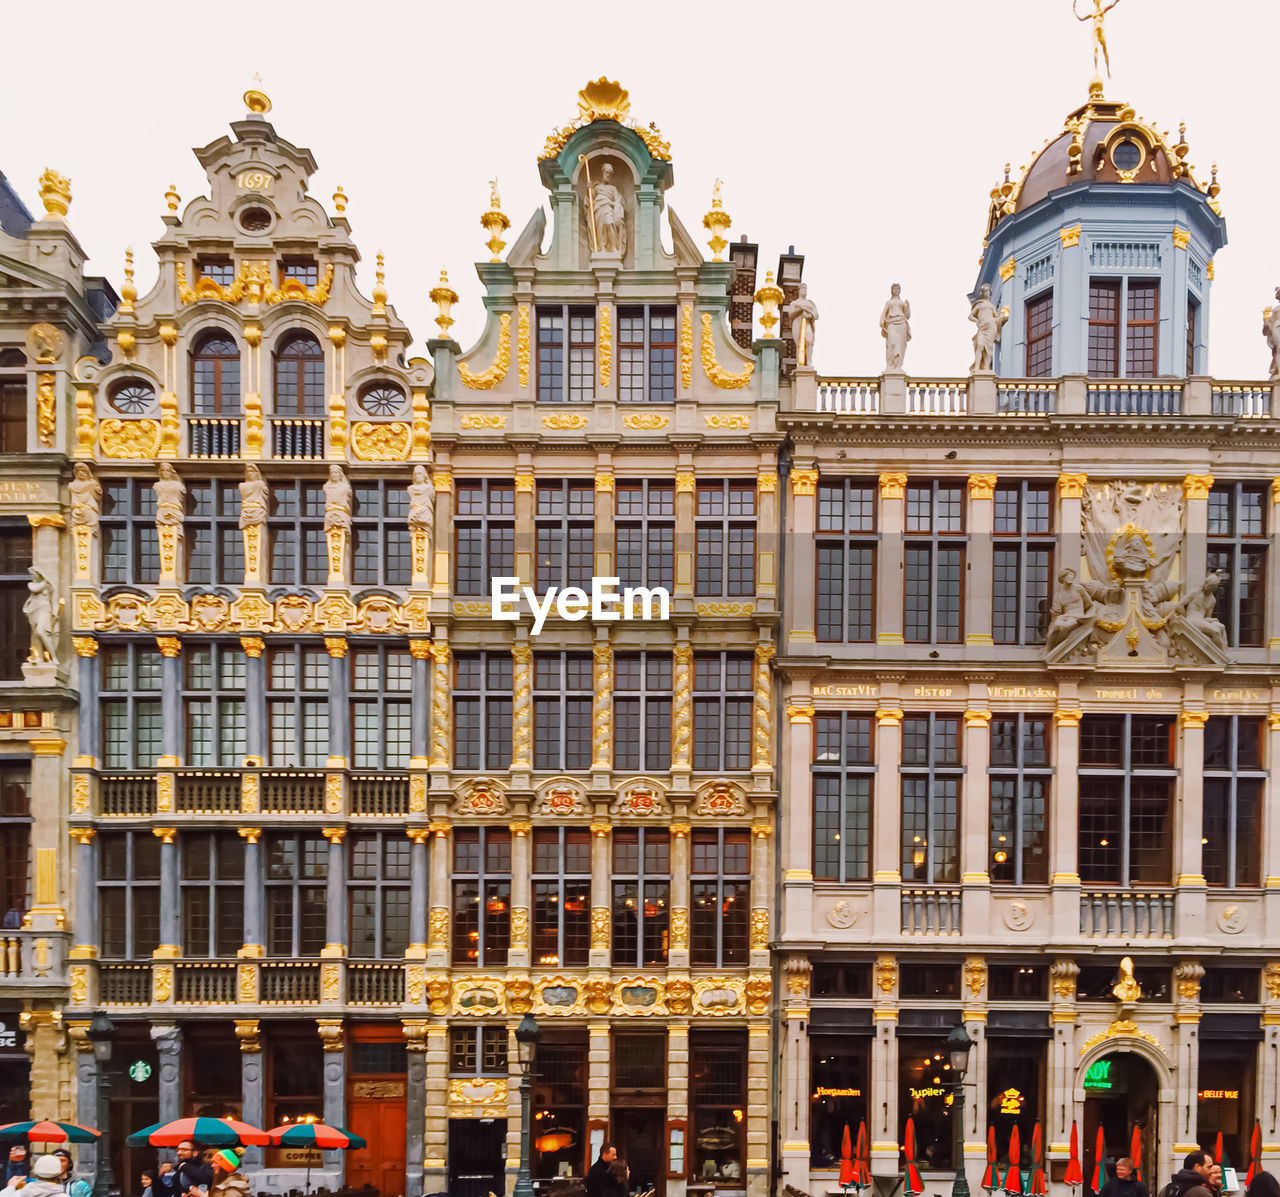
[672,644,693,771]
[752,643,775,769]
[511,643,532,770]
[429,642,451,769]
[876,473,907,644]
[1057,472,1087,580]
[966,475,996,646]
[1182,473,1213,595]
[787,464,818,646]
[872,698,904,935]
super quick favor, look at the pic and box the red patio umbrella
[1129,1126,1143,1184]
[982,1126,1001,1193]
[0,1120,100,1146]
[904,1117,924,1197]
[839,1124,856,1189]
[1004,1125,1025,1196]
[1064,1123,1083,1189]
[1029,1123,1047,1197]
[126,1116,269,1147]
[1247,1122,1262,1185]
[1090,1125,1107,1195]
[854,1120,872,1192]
[266,1122,366,1196]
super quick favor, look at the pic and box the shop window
[532,1032,588,1181]
[897,1034,955,1171]
[810,1040,869,1170]
[266,1031,323,1164]
[811,963,872,998]
[1076,964,1169,1002]
[988,965,1047,1001]
[689,1033,746,1185]
[900,963,960,1000]
[1199,969,1259,1004]
[613,1031,667,1090]
[1197,1040,1257,1170]
[985,1039,1045,1166]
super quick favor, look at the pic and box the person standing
[586,1145,620,1197]
[201,1151,248,1197]
[1160,1151,1216,1197]
[1100,1158,1149,1197]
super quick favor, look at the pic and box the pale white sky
[2,0,1275,378]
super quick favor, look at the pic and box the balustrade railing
[351,775,410,816]
[176,771,241,814]
[0,937,21,978]
[261,771,325,813]
[1080,890,1175,938]
[1211,384,1271,418]
[348,963,406,1005]
[99,964,151,1005]
[997,381,1057,414]
[272,418,326,459]
[1086,383,1182,415]
[901,887,962,935]
[260,962,321,1004]
[907,380,968,415]
[175,963,237,1005]
[100,774,157,816]
[188,418,242,458]
[817,378,880,414]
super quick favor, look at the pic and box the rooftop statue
[879,284,911,372]
[787,283,819,369]
[1264,287,1280,381]
[969,283,1009,373]
[583,160,626,255]
[1074,0,1121,80]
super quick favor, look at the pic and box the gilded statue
[1074,0,1121,79]
[407,464,435,531]
[786,283,819,369]
[69,463,102,532]
[323,464,352,531]
[1264,287,1280,381]
[153,462,186,526]
[1112,955,1142,1003]
[880,283,911,371]
[23,568,61,665]
[238,463,269,529]
[969,282,1009,373]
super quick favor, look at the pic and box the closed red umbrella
[1029,1122,1047,1197]
[855,1120,872,1192]
[982,1126,1001,1193]
[1215,1133,1224,1166]
[1065,1123,1083,1189]
[1247,1123,1262,1185]
[839,1124,855,1189]
[1090,1126,1107,1195]
[1004,1125,1024,1196]
[1129,1126,1142,1184]
[904,1117,924,1197]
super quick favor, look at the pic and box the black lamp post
[514,1014,540,1197]
[947,1024,974,1197]
[86,1012,115,1197]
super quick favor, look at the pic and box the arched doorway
[1082,1052,1159,1194]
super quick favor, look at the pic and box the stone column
[592,644,612,776]
[1172,963,1205,1156]
[587,1020,611,1152]
[756,466,779,612]
[406,829,429,958]
[1182,474,1213,589]
[239,829,263,956]
[788,466,818,648]
[746,1024,770,1197]
[319,1021,347,1184]
[323,828,347,956]
[1177,710,1208,938]
[1057,473,1086,578]
[428,824,451,966]
[74,638,99,764]
[961,961,989,1190]
[1046,959,1078,1166]
[241,637,265,763]
[154,828,179,956]
[406,1021,435,1197]
[669,822,690,969]
[872,705,904,937]
[326,637,350,766]
[151,1024,182,1123]
[71,830,96,953]
[237,1021,265,1169]
[672,645,693,774]
[74,1035,99,1178]
[1050,707,1082,937]
[752,643,775,779]
[409,640,431,766]
[667,1024,689,1197]
[877,473,907,645]
[508,821,532,969]
[515,469,535,589]
[511,643,532,771]
[782,699,814,941]
[961,709,992,932]
[589,821,611,967]
[674,469,695,602]
[779,959,812,1193]
[429,642,451,771]
[870,958,900,1177]
[594,468,615,581]
[157,636,182,765]
[966,475,996,647]
[749,823,771,962]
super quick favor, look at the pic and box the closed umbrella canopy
[1029,1122,1047,1197]
[854,1121,872,1192]
[982,1126,1001,1193]
[1247,1123,1262,1185]
[903,1117,924,1197]
[839,1124,855,1189]
[0,1120,100,1145]
[126,1117,269,1148]
[1004,1125,1024,1196]
[1064,1123,1083,1189]
[1129,1127,1142,1184]
[1090,1126,1107,1195]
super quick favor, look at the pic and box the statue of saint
[153,462,186,526]
[786,283,820,368]
[589,163,626,255]
[23,567,60,664]
[407,465,435,531]
[969,283,1009,373]
[69,462,102,533]
[880,284,911,372]
[1177,571,1229,654]
[1046,568,1094,651]
[1074,0,1121,79]
[1264,287,1280,381]
[239,463,269,530]
[323,465,352,532]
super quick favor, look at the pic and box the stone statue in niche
[1264,286,1280,381]
[585,161,626,255]
[969,282,1009,372]
[407,464,435,531]
[323,465,352,531]
[1176,571,1228,655]
[69,462,101,532]
[24,567,61,665]
[239,463,269,529]
[786,283,819,369]
[880,283,911,371]
[153,462,185,526]
[1046,568,1094,651]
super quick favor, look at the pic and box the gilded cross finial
[702,178,732,261]
[480,178,510,263]
[429,270,459,339]
[164,184,180,213]
[332,186,347,214]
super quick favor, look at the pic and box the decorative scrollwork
[458,312,512,390]
[700,311,754,389]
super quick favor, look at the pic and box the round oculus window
[109,380,156,413]
[1111,139,1142,171]
[358,383,406,417]
[239,206,272,232]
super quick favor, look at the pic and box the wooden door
[347,1078,408,1197]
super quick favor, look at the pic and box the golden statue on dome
[1074,0,1121,81]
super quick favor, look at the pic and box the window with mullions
[993,482,1053,645]
[901,714,962,883]
[690,829,750,967]
[1187,296,1200,376]
[696,481,756,596]
[618,305,676,402]
[612,829,670,968]
[351,481,410,587]
[273,332,324,416]
[180,832,244,958]
[0,764,31,920]
[196,257,235,286]
[267,646,329,767]
[1203,716,1264,888]
[191,331,241,414]
[816,479,876,643]
[264,832,328,956]
[689,1034,747,1182]
[0,364,25,453]
[449,1026,508,1075]
[1025,290,1054,377]
[1078,715,1175,886]
[813,713,874,882]
[904,481,964,643]
[1207,483,1267,647]
[1088,280,1120,376]
[532,828,592,968]
[537,306,595,402]
[452,828,511,967]
[693,652,753,771]
[454,481,514,595]
[1126,280,1159,377]
[185,480,244,585]
[268,481,327,586]
[101,644,163,768]
[614,652,672,771]
[279,257,319,287]
[183,644,247,766]
[99,831,161,958]
[616,481,674,590]
[989,715,1050,884]
[351,646,411,768]
[0,526,32,679]
[534,653,592,770]
[454,653,512,770]
[349,832,411,958]
[1087,279,1160,378]
[536,482,594,592]
[101,479,160,585]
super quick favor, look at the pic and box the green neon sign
[1083,1060,1112,1091]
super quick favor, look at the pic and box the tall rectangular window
[98,831,161,959]
[454,653,512,770]
[532,828,592,968]
[101,644,163,769]
[696,480,756,596]
[268,481,327,586]
[0,367,27,453]
[1126,279,1159,377]
[618,305,677,402]
[101,479,160,586]
[1078,715,1175,886]
[1187,296,1199,376]
[536,482,594,592]
[454,480,514,596]
[901,714,962,883]
[180,832,244,957]
[1203,716,1264,888]
[812,713,874,882]
[352,481,411,587]
[1025,290,1054,377]
[350,646,411,769]
[267,646,329,767]
[993,481,1053,645]
[612,829,670,968]
[449,1026,508,1076]
[616,481,674,590]
[185,480,244,585]
[689,1035,747,1182]
[0,764,31,921]
[816,479,876,643]
[904,481,964,643]
[614,652,672,772]
[1207,483,1267,647]
[537,306,595,402]
[1088,280,1121,375]
[989,715,1050,884]
[183,644,247,766]
[264,832,327,956]
[534,653,592,770]
[693,651,753,771]
[349,832,412,958]
[0,526,32,679]
[452,828,511,967]
[690,830,750,967]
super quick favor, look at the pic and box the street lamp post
[947,1024,974,1197]
[514,1013,541,1197]
[86,1012,115,1197]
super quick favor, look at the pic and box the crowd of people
[1098,1152,1280,1197]
[2,1141,248,1197]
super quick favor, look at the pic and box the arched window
[357,381,406,417]
[191,332,241,415]
[274,333,324,416]
[108,379,157,414]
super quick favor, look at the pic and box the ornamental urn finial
[38,169,71,220]
[120,248,137,314]
[702,178,732,262]
[372,253,388,315]
[754,270,785,339]
[332,186,347,214]
[480,178,511,263]
[429,271,459,339]
[164,184,181,214]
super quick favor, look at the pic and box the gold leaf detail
[458,312,511,390]
[700,312,753,389]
